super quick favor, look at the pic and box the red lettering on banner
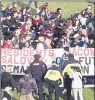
[14,56,19,64]
[8,56,12,64]
[14,49,19,56]
[1,56,6,63]
[1,49,6,56]
[20,57,26,64]
[27,57,34,64]
[24,49,28,56]
[77,48,83,56]
[36,50,42,55]
[20,50,23,56]
[71,48,77,56]
[43,49,47,56]
[49,50,54,56]
[7,49,12,56]
[30,50,35,56]
[84,48,89,56]
[90,48,94,56]
[71,48,94,56]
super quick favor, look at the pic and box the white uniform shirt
[70,72,83,88]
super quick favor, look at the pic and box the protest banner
[1,48,94,76]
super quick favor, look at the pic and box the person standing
[60,46,70,70]
[1,66,16,100]
[27,0,40,13]
[28,54,47,100]
[44,61,63,100]
[18,70,38,100]
[62,54,81,100]
[70,67,83,100]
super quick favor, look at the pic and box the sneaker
[62,89,67,94]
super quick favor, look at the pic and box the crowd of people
[1,48,85,100]
[1,0,95,49]
[1,0,94,100]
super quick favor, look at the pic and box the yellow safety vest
[45,70,63,81]
[62,63,81,77]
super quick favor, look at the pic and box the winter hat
[77,41,84,47]
[63,46,70,51]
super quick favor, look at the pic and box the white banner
[1,48,94,76]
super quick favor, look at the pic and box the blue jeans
[27,0,38,8]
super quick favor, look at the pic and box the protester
[18,70,38,100]
[62,54,81,100]
[1,1,94,49]
[44,61,63,100]
[28,54,47,100]
[70,67,84,100]
[1,65,16,100]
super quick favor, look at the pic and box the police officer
[44,61,63,100]
[60,46,70,70]
[28,54,47,100]
[62,54,81,100]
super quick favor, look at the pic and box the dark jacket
[3,19,12,28]
[60,53,69,70]
[1,72,16,90]
[62,57,81,77]
[64,58,81,69]
[29,60,47,80]
[4,8,13,16]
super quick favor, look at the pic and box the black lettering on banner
[85,57,91,65]
[13,66,19,73]
[20,66,25,73]
[56,57,61,67]
[79,57,84,63]
[81,65,89,74]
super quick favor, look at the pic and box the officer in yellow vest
[62,54,81,100]
[44,61,63,100]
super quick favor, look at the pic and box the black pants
[64,75,72,100]
[48,80,59,100]
[2,91,12,100]
[35,78,45,100]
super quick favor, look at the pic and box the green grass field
[2,1,95,100]
[13,87,94,100]
[2,1,94,19]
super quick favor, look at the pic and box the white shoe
[62,89,67,94]
[2,97,8,100]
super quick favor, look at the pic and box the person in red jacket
[32,14,42,26]
[2,40,13,49]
